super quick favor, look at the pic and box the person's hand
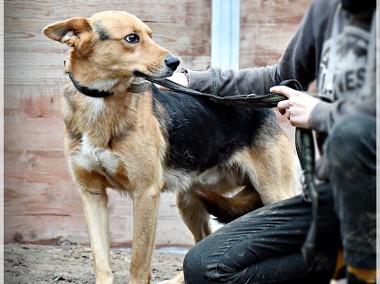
[157,72,189,90]
[270,85,320,129]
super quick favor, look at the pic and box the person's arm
[272,85,375,133]
[186,66,278,97]
[309,95,376,133]
[182,0,328,97]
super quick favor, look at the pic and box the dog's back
[153,86,280,173]
[153,86,296,202]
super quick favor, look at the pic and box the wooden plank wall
[5,0,311,247]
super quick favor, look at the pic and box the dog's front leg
[81,186,113,284]
[129,184,161,284]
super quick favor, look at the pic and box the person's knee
[326,114,375,167]
[183,245,210,283]
[183,246,197,278]
[184,242,228,283]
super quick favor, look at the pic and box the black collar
[67,72,113,98]
[67,72,151,97]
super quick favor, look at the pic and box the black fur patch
[152,85,280,172]
[93,21,110,41]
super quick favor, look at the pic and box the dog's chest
[71,134,127,188]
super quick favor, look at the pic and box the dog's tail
[195,185,263,224]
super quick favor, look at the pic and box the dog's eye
[124,34,139,44]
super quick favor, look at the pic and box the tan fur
[194,184,264,224]
[43,11,298,284]
[235,132,298,204]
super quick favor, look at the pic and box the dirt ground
[4,242,185,284]
[4,242,349,284]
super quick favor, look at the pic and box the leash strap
[146,76,318,264]
[144,76,288,107]
[286,80,318,265]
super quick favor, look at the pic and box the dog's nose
[165,56,180,72]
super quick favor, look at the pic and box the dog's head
[43,11,180,92]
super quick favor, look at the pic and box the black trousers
[183,114,376,284]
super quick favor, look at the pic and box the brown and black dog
[43,11,297,284]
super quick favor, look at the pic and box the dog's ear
[42,17,92,48]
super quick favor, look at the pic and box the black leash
[143,76,318,264]
[142,75,288,107]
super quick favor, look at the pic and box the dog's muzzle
[134,55,180,79]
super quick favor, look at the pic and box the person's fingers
[270,86,301,98]
[277,100,289,115]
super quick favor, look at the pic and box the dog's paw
[155,272,184,284]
